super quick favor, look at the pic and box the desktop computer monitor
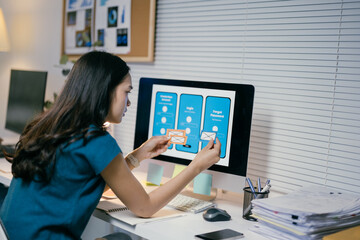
[5,69,47,135]
[134,78,254,193]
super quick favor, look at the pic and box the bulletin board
[61,0,156,62]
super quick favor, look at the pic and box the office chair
[0,219,132,240]
[0,219,9,240]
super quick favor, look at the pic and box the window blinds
[114,0,360,194]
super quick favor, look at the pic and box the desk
[93,193,266,240]
[0,158,12,187]
[0,158,265,240]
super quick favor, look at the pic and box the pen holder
[242,187,269,221]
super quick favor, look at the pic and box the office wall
[0,0,359,195]
[0,0,65,140]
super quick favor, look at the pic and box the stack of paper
[250,186,360,240]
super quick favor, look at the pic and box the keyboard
[0,145,15,158]
[167,194,216,213]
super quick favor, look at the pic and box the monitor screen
[134,78,254,177]
[5,69,47,134]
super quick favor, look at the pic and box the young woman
[0,51,221,239]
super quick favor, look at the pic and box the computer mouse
[203,207,231,222]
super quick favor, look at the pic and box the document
[97,199,188,226]
[250,186,360,240]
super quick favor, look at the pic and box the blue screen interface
[148,84,235,167]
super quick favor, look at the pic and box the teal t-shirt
[0,129,121,239]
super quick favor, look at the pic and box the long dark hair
[8,51,130,182]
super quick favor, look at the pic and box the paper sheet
[146,162,164,186]
[193,173,212,196]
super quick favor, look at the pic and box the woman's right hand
[189,138,221,174]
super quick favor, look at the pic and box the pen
[246,178,257,198]
[257,177,261,192]
[243,183,271,217]
[243,183,267,217]
[261,184,271,193]
[243,204,252,217]
[265,179,270,185]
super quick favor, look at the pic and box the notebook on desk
[96,198,188,226]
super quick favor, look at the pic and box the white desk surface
[0,158,12,186]
[0,158,265,240]
[95,170,266,240]
[93,196,266,240]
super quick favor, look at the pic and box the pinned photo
[97,29,104,46]
[67,11,76,26]
[108,6,118,28]
[75,31,85,47]
[116,28,128,46]
[75,30,91,47]
[85,9,92,28]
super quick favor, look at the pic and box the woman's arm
[101,138,221,218]
[104,136,169,193]
[124,135,170,170]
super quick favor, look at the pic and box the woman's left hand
[131,135,170,161]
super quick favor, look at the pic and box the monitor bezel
[134,77,254,176]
